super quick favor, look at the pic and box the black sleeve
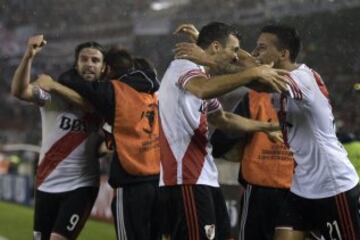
[210,93,250,158]
[59,70,115,124]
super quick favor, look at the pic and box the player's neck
[279,61,300,71]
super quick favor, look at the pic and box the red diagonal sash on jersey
[182,113,208,183]
[159,118,178,185]
[36,131,89,187]
[311,69,329,98]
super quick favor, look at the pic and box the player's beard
[80,70,98,81]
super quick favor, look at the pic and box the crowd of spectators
[0,0,359,150]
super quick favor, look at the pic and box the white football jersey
[159,59,222,187]
[280,64,358,198]
[37,91,100,193]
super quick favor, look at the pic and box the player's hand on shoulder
[174,42,214,67]
[251,63,289,93]
[25,34,47,59]
[173,23,199,43]
[237,49,259,68]
[33,74,55,92]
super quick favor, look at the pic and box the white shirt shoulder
[287,64,316,102]
[169,59,208,89]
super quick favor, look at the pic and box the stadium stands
[0,0,359,163]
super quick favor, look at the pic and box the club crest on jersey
[204,224,215,240]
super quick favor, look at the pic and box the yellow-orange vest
[241,91,294,188]
[112,80,160,175]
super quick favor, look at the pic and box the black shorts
[33,186,99,240]
[111,181,161,240]
[161,184,231,240]
[276,184,360,240]
[239,184,289,240]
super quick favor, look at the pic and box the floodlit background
[0,0,359,239]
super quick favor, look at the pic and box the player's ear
[104,65,111,77]
[281,49,290,61]
[210,41,222,53]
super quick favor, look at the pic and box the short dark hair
[105,47,134,78]
[197,22,239,49]
[134,57,154,71]
[134,57,158,80]
[260,25,301,62]
[74,41,106,65]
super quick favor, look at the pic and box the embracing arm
[184,63,288,99]
[175,42,289,94]
[184,70,255,99]
[60,76,115,124]
[52,82,93,111]
[34,74,94,112]
[208,109,280,133]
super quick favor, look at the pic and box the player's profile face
[215,34,240,67]
[75,47,105,81]
[252,33,282,66]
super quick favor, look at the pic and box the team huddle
[10,21,360,240]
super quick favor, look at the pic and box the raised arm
[11,35,47,103]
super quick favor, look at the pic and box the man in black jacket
[36,48,162,240]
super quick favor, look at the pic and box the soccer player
[251,24,360,240]
[11,35,105,240]
[158,22,288,240]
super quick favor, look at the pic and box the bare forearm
[194,56,244,75]
[11,53,33,99]
[52,82,93,112]
[220,112,279,133]
[191,68,255,99]
[211,60,245,75]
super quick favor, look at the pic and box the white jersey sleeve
[175,60,223,114]
[206,98,222,114]
[33,86,51,106]
[287,69,315,102]
[176,60,209,89]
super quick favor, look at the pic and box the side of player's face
[236,49,258,68]
[75,48,105,81]
[214,34,240,67]
[252,33,282,67]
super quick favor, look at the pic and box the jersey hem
[290,179,359,199]
[37,182,99,193]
